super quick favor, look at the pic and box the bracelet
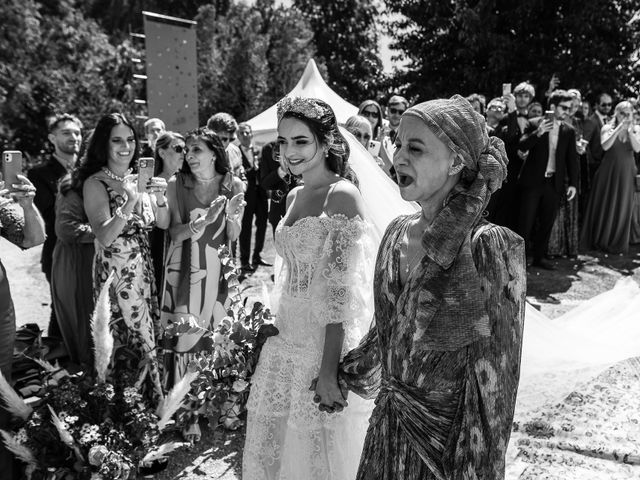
[114,206,131,221]
[188,219,200,235]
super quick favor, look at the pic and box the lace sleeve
[309,214,375,353]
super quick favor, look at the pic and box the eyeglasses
[388,107,406,115]
[600,103,612,108]
[170,144,185,154]
[488,105,504,112]
[361,110,378,119]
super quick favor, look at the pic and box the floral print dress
[92,181,163,403]
[341,214,526,480]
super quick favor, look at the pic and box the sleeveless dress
[243,195,375,479]
[92,182,163,402]
[580,135,636,253]
[161,172,234,387]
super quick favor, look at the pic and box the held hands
[309,375,348,414]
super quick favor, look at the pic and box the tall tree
[384,0,640,104]
[293,0,384,104]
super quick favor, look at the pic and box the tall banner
[143,11,198,132]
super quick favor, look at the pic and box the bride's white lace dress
[243,213,375,480]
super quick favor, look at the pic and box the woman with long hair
[580,100,640,253]
[243,97,376,479]
[82,113,169,403]
[160,128,245,390]
[358,99,384,141]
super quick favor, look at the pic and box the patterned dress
[341,213,526,480]
[92,182,163,402]
[161,172,234,387]
[243,212,375,480]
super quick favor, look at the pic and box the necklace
[102,167,125,182]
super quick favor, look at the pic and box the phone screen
[137,157,155,193]
[544,111,554,122]
[2,150,22,192]
[502,83,512,96]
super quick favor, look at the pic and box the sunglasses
[556,104,572,111]
[353,131,371,141]
[600,103,612,107]
[361,110,378,119]
[488,105,504,112]
[388,107,406,115]
[170,144,185,154]
[218,136,235,143]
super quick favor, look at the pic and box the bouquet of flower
[0,272,193,479]
[163,247,279,432]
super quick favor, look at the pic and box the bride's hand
[310,375,348,413]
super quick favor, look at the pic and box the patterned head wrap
[403,95,508,195]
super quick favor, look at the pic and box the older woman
[83,113,169,403]
[340,95,526,479]
[161,128,245,389]
[0,174,45,477]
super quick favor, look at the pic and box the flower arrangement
[162,247,279,433]
[0,272,193,479]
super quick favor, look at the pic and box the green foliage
[294,0,385,103]
[384,0,640,104]
[0,0,140,159]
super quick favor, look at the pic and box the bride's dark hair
[277,97,358,187]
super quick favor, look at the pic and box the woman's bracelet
[114,206,131,221]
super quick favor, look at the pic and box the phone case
[2,150,22,192]
[368,140,381,157]
[137,157,155,193]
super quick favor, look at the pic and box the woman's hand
[204,195,227,224]
[226,192,246,217]
[121,174,140,208]
[147,176,168,200]
[9,175,36,209]
[310,374,348,413]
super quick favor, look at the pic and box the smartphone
[544,110,554,122]
[2,150,22,192]
[368,140,381,157]
[502,83,512,96]
[137,157,155,193]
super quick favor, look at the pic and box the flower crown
[277,96,327,122]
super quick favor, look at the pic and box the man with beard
[28,113,82,338]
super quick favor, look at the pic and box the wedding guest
[466,93,486,115]
[487,81,534,229]
[486,97,507,135]
[28,113,82,338]
[161,127,245,388]
[149,131,185,292]
[580,101,640,253]
[141,117,166,157]
[83,113,169,403]
[385,95,409,142]
[259,141,298,235]
[528,102,544,119]
[516,90,578,270]
[207,113,245,180]
[51,172,95,369]
[547,88,584,258]
[358,100,384,141]
[583,93,612,194]
[0,174,45,479]
[631,105,640,244]
[345,115,373,149]
[237,123,270,272]
[340,95,525,480]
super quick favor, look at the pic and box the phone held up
[502,83,512,96]
[2,150,22,192]
[137,157,155,193]
[544,110,554,123]
[368,140,381,157]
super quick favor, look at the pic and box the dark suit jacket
[497,111,529,184]
[518,122,579,194]
[28,156,68,274]
[582,113,605,168]
[240,145,265,194]
[259,142,289,226]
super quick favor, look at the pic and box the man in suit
[260,141,298,236]
[28,113,82,338]
[237,123,270,272]
[487,81,534,229]
[581,93,612,201]
[516,90,578,270]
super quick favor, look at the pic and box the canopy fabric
[246,59,359,145]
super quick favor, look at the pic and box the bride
[243,97,380,479]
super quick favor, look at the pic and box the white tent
[246,58,359,146]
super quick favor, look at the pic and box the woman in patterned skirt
[340,95,527,479]
[83,113,169,404]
